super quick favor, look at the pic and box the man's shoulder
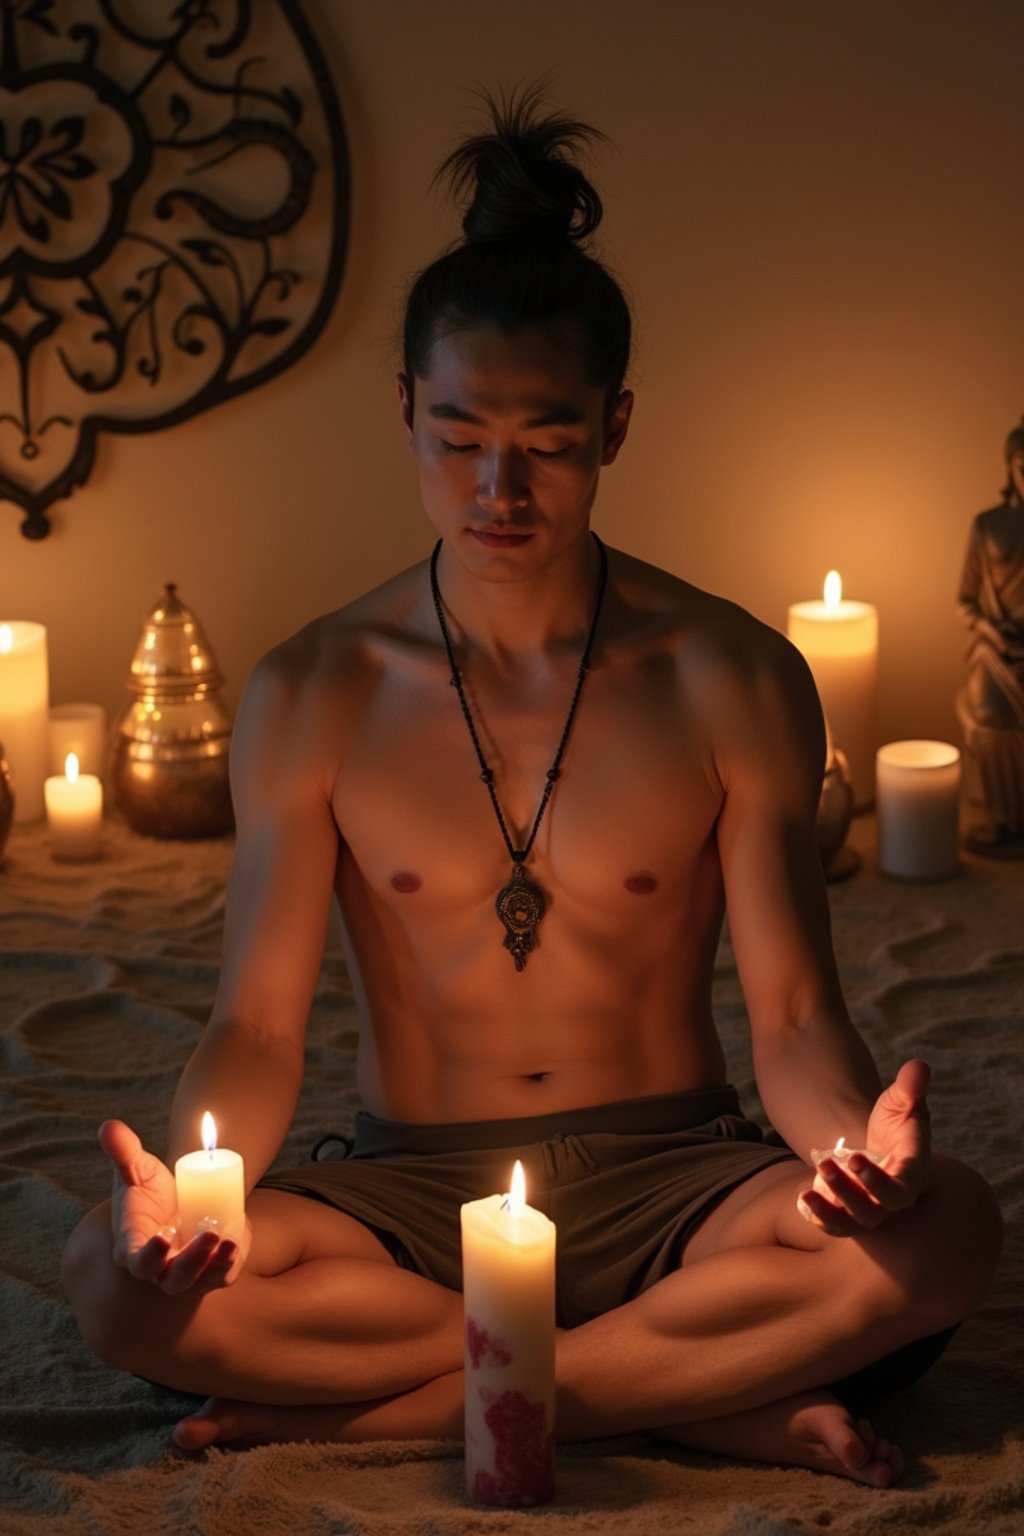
[610,547,794,679]
[254,560,431,693]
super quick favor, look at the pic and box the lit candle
[808,1136,889,1199]
[876,739,961,881]
[460,1160,556,1507]
[0,621,49,823]
[173,1111,246,1241]
[48,703,107,780]
[787,571,878,808]
[43,752,103,861]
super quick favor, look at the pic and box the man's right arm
[166,637,344,1183]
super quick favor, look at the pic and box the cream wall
[3,0,1020,754]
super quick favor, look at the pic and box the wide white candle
[876,739,960,881]
[49,703,107,780]
[0,621,49,823]
[174,1111,246,1241]
[44,752,103,861]
[461,1160,556,1507]
[787,572,878,808]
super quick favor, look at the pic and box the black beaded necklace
[429,534,609,971]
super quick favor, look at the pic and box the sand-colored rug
[0,813,1020,1535]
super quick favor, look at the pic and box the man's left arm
[710,626,930,1234]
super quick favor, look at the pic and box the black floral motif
[0,0,348,537]
[0,115,95,244]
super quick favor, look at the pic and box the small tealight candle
[461,1159,556,1508]
[173,1111,246,1241]
[44,752,103,861]
[876,740,961,881]
[805,1137,890,1202]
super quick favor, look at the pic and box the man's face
[398,322,632,581]
[1010,453,1024,503]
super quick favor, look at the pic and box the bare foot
[174,1374,463,1451]
[661,1389,905,1487]
[176,1386,904,1488]
[174,1398,349,1451]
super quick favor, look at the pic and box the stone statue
[956,422,1024,853]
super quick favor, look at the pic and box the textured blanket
[0,813,1021,1535]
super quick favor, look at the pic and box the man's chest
[333,665,722,910]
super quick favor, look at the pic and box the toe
[173,1396,246,1451]
[173,1415,220,1452]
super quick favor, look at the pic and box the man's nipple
[390,871,422,894]
[624,871,658,895]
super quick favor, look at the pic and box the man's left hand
[799,1059,931,1236]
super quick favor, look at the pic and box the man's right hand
[99,1120,249,1294]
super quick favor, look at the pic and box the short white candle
[787,572,878,808]
[49,703,107,780]
[809,1137,888,1199]
[461,1160,556,1507]
[876,740,960,881]
[173,1111,246,1241]
[44,752,103,861]
[0,621,50,823]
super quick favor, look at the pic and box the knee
[62,1203,134,1369]
[888,1157,1003,1331]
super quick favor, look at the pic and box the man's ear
[397,373,414,447]
[601,389,634,466]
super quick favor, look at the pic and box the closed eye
[439,439,478,454]
[529,446,571,459]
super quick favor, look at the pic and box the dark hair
[402,85,632,405]
[1001,419,1024,501]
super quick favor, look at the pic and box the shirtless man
[63,93,1001,1486]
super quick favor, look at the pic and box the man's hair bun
[403,82,631,400]
[438,84,604,247]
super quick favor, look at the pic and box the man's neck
[432,532,603,668]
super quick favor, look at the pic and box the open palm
[98,1119,247,1293]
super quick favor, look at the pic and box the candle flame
[202,1111,217,1154]
[0,624,11,654]
[508,1159,526,1218]
[835,1136,846,1154]
[823,570,842,610]
[64,752,79,784]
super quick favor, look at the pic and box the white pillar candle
[44,753,103,861]
[787,572,878,808]
[49,703,107,780]
[173,1111,246,1241]
[876,740,960,881]
[0,622,49,823]
[461,1160,556,1507]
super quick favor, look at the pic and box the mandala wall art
[0,0,348,538]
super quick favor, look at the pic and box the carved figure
[957,423,1024,852]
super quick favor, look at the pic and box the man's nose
[477,450,528,512]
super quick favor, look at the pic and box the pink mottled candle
[460,1161,556,1507]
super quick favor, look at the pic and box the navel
[624,871,659,895]
[390,871,422,894]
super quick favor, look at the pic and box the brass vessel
[0,741,13,862]
[110,584,233,839]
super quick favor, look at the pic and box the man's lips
[470,527,534,548]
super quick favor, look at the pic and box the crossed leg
[62,1153,1001,1486]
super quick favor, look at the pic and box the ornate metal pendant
[495,863,546,971]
